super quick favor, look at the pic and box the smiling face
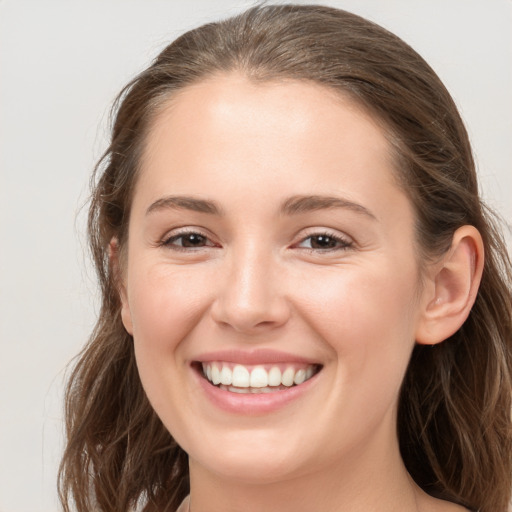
[119,75,428,487]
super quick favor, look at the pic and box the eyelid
[292,228,354,251]
[160,226,220,249]
[157,226,354,252]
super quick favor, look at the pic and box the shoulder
[176,495,190,512]
[418,493,471,512]
[436,503,471,512]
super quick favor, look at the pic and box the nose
[210,244,291,334]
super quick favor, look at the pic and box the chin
[186,430,312,485]
[198,454,305,485]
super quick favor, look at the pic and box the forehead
[138,74,399,195]
[148,74,388,142]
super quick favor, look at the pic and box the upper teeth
[202,362,317,388]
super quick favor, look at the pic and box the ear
[415,225,484,345]
[109,238,133,335]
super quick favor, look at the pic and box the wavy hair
[59,4,512,512]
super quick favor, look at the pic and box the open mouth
[195,361,322,394]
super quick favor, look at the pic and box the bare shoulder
[417,492,470,512]
[434,502,470,512]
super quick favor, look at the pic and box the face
[120,75,428,485]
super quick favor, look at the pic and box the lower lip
[193,367,319,415]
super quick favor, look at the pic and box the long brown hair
[59,5,512,511]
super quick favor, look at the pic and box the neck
[188,430,420,512]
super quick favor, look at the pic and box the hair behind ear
[109,238,133,335]
[399,220,512,511]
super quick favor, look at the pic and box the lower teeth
[218,384,289,394]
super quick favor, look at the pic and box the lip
[191,351,321,415]
[193,348,317,365]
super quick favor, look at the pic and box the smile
[201,362,320,394]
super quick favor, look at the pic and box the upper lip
[193,349,319,366]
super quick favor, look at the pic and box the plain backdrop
[0,1,511,511]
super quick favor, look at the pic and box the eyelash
[160,229,353,253]
[294,231,353,252]
[160,229,217,251]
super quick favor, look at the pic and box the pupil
[182,234,205,247]
[312,235,336,248]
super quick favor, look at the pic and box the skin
[118,74,480,512]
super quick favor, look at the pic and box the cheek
[308,267,419,441]
[298,261,419,388]
[300,261,418,335]
[127,262,212,347]
[126,264,211,432]
[125,263,212,415]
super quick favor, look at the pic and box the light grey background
[1,1,510,511]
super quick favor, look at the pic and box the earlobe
[109,238,134,335]
[415,225,484,345]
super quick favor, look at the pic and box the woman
[58,4,512,512]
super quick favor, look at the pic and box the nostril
[210,298,291,333]
[209,264,291,332]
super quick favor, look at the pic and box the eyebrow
[281,195,377,220]
[146,196,223,216]
[145,194,376,220]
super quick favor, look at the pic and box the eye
[161,230,217,250]
[295,232,353,251]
